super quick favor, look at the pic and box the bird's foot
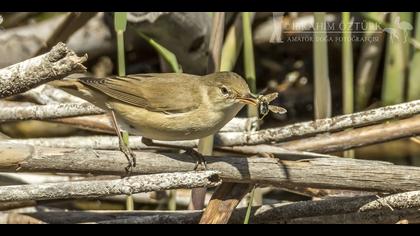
[119,141,136,176]
[141,137,207,171]
[185,148,208,171]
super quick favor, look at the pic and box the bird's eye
[220,86,229,96]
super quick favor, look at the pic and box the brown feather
[78,73,203,113]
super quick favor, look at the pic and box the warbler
[51,71,286,171]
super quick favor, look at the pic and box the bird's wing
[78,73,202,113]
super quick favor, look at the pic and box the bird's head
[203,71,287,118]
[202,72,259,111]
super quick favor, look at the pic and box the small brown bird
[51,71,286,171]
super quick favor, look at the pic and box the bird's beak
[236,93,258,106]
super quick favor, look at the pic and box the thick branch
[358,191,420,212]
[0,137,331,159]
[250,191,420,223]
[1,144,420,192]
[0,103,104,121]
[17,84,86,105]
[287,208,420,224]
[51,114,115,134]
[0,173,88,185]
[51,115,259,134]
[278,114,420,153]
[1,136,156,150]
[0,42,87,98]
[216,100,420,146]
[0,210,202,224]
[0,213,46,224]
[0,201,36,211]
[6,115,420,157]
[222,115,420,155]
[0,98,257,132]
[0,171,220,202]
[8,191,420,224]
[90,190,420,224]
[2,101,418,148]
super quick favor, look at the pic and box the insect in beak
[236,92,287,120]
[257,93,287,120]
[236,93,259,106]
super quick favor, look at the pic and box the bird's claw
[185,148,208,171]
[119,141,136,176]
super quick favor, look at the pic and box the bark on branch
[1,100,418,149]
[5,191,420,224]
[87,190,420,224]
[0,42,87,98]
[0,103,104,121]
[0,171,220,202]
[278,114,420,153]
[1,144,420,193]
[251,190,420,223]
[5,114,420,158]
[0,101,257,133]
[222,115,420,155]
[217,100,420,146]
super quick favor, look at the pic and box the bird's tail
[48,78,108,109]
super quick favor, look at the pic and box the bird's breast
[109,101,243,141]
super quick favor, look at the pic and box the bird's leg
[141,137,207,170]
[110,110,136,175]
[185,148,208,171]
